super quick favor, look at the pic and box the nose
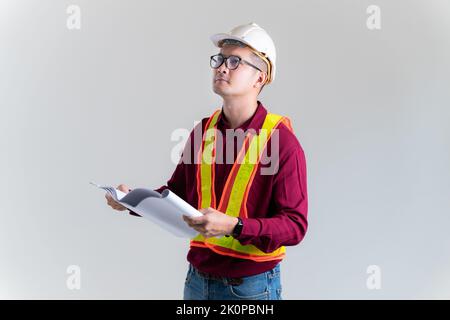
[217,61,229,74]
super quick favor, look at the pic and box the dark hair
[219,39,247,48]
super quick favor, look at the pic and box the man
[105,22,308,300]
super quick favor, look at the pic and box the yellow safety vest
[190,108,294,262]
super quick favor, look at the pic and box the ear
[254,71,267,89]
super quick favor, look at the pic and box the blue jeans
[183,263,282,300]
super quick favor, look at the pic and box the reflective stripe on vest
[190,109,294,262]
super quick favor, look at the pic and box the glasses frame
[210,53,262,72]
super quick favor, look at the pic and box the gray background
[1,0,449,299]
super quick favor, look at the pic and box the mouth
[215,78,229,83]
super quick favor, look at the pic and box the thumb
[117,184,130,193]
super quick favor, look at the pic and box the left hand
[183,207,239,238]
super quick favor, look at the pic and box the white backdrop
[1,0,449,299]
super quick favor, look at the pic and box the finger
[190,222,201,229]
[188,223,202,232]
[112,201,125,209]
[109,199,120,206]
[190,217,205,225]
[117,184,129,193]
[194,225,207,233]
[183,216,197,225]
[106,195,116,205]
[185,220,195,228]
[110,201,124,210]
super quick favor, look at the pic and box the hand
[183,207,239,238]
[105,184,130,212]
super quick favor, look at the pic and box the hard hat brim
[210,33,255,50]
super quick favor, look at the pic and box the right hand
[105,184,130,212]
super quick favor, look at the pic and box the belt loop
[267,265,276,279]
[222,277,229,286]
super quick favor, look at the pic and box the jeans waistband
[189,263,280,286]
[190,265,244,286]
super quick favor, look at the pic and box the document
[90,182,202,238]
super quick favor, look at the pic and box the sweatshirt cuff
[235,217,260,241]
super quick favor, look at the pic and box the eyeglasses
[210,54,262,72]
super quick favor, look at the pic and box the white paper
[90,181,202,238]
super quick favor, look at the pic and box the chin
[212,86,226,95]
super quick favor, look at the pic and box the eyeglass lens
[210,54,241,70]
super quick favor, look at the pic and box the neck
[221,96,259,129]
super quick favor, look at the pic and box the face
[211,44,266,98]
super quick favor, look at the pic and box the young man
[106,22,308,300]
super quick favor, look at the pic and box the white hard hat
[210,22,277,84]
